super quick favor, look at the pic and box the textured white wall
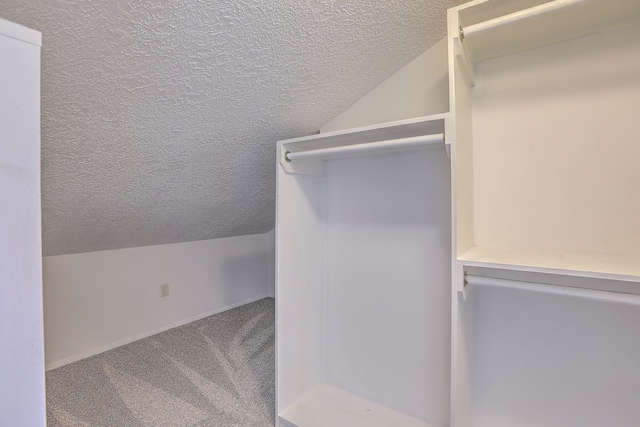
[321,38,450,133]
[43,233,272,370]
[2,0,467,256]
[0,18,46,427]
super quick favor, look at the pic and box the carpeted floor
[46,298,275,427]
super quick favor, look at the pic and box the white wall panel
[321,38,450,133]
[324,148,452,426]
[472,285,640,427]
[0,17,46,427]
[43,233,272,370]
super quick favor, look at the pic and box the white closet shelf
[279,384,435,427]
[457,0,640,64]
[459,246,640,283]
[278,114,448,176]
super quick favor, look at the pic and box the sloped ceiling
[3,0,467,256]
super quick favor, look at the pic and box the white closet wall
[471,282,640,427]
[0,18,46,426]
[324,149,451,423]
[43,233,273,370]
[277,117,452,427]
[321,38,449,133]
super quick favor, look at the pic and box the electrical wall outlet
[160,283,169,297]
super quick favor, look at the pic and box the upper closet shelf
[457,0,640,65]
[278,114,448,176]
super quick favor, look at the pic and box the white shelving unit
[276,114,452,427]
[448,1,640,426]
[450,0,640,280]
[277,1,640,426]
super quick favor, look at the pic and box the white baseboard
[45,294,271,371]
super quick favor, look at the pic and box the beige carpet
[46,298,275,427]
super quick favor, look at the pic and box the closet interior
[277,0,640,426]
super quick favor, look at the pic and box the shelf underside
[278,114,447,176]
[460,0,640,63]
[280,384,435,427]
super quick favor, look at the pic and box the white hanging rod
[461,0,589,39]
[465,275,640,307]
[284,133,444,162]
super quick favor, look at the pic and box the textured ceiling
[3,0,467,256]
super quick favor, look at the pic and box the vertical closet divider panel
[448,1,640,426]
[0,17,45,425]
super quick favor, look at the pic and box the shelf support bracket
[457,271,469,301]
[454,36,475,86]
